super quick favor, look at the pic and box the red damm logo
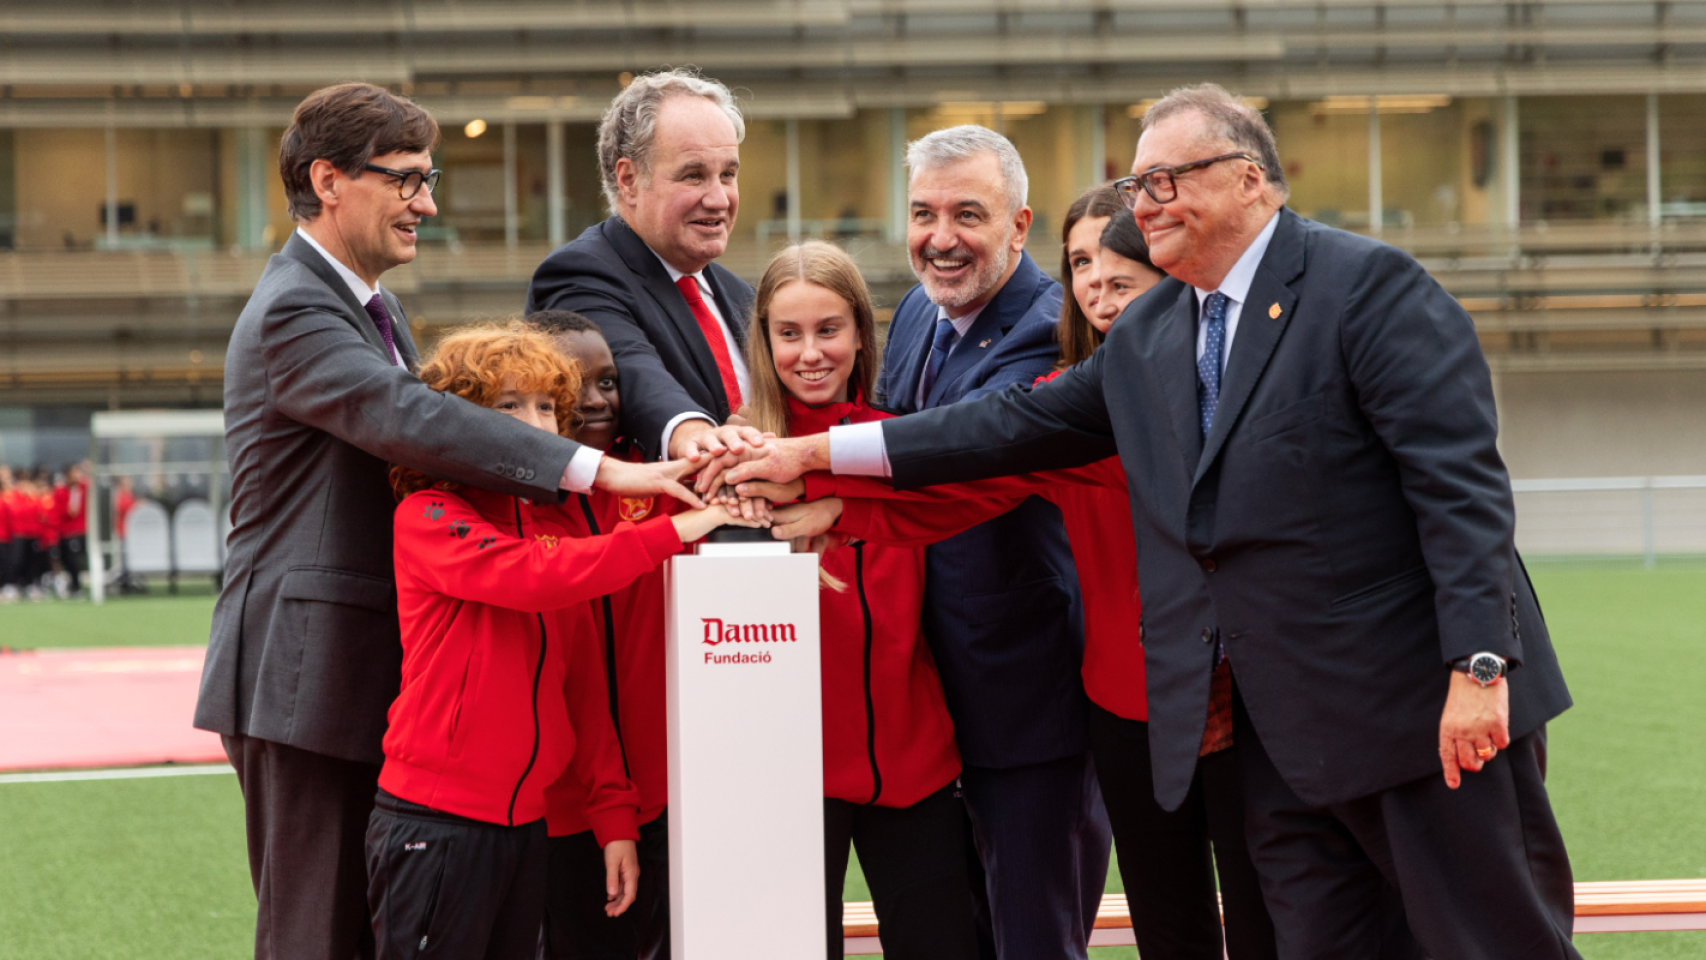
[701,618,799,646]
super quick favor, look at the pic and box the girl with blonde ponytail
[745,242,979,960]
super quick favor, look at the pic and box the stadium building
[2,0,1705,490]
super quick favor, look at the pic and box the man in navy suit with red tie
[525,67,765,960]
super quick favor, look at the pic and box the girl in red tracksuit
[748,242,979,960]
[369,321,748,960]
[525,310,678,960]
[759,202,1281,960]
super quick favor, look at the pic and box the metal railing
[1512,476,1706,567]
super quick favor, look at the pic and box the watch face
[1470,655,1503,684]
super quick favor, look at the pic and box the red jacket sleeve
[803,463,1124,548]
[396,492,683,613]
[559,618,642,846]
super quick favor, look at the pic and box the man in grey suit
[194,83,698,960]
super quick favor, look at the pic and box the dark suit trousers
[223,733,380,960]
[541,812,671,960]
[960,753,1112,960]
[1235,692,1581,960]
[1087,704,1276,960]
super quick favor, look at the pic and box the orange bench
[841,880,1706,954]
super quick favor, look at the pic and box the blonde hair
[744,241,878,440]
[744,241,879,590]
[389,320,581,500]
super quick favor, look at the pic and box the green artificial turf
[0,590,217,649]
[0,560,1700,958]
[0,773,255,960]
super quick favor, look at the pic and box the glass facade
[1521,96,1648,223]
[3,95,1698,258]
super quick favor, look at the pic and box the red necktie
[675,275,743,411]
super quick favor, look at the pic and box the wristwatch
[1451,652,1507,686]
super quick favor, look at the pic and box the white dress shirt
[297,228,603,493]
[654,251,753,459]
[829,211,1283,478]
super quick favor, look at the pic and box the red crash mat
[0,646,226,772]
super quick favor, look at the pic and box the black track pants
[824,782,981,960]
[542,811,671,960]
[365,789,548,960]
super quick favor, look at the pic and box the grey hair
[597,66,746,213]
[906,125,1029,215]
[1143,83,1288,199]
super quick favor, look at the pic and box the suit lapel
[887,301,933,414]
[281,232,390,356]
[1193,210,1307,487]
[607,218,731,414]
[1155,284,1204,471]
[385,291,420,369]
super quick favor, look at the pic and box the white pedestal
[665,541,825,958]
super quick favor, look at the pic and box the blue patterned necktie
[364,293,398,363]
[920,317,958,401]
[1197,292,1229,439]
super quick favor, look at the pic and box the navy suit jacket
[879,210,1572,808]
[527,216,755,459]
[878,251,1087,769]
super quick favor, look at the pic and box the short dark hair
[279,83,440,222]
[525,309,603,337]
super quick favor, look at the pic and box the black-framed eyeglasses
[362,163,442,200]
[1113,152,1263,208]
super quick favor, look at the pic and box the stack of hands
[584,421,842,547]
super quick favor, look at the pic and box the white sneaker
[0,585,17,604]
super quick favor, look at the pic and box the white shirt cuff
[561,445,605,494]
[828,421,892,478]
[661,411,718,462]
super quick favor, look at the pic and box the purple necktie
[364,293,397,362]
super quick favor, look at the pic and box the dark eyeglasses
[1113,153,1263,208]
[362,163,442,200]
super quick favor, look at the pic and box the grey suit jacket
[195,231,587,765]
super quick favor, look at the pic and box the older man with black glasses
[724,83,1581,960]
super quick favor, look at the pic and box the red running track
[0,646,226,772]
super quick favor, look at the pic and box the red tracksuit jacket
[383,485,683,838]
[545,443,674,838]
[803,373,1149,722]
[794,394,962,808]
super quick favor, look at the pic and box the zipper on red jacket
[853,542,883,805]
[577,493,630,778]
[507,498,547,828]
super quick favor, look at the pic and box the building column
[503,121,519,249]
[547,119,565,248]
[785,118,801,243]
[235,126,269,249]
[1367,97,1382,236]
[887,108,907,244]
[1086,104,1106,189]
[1646,92,1662,228]
[1501,95,1521,229]
[104,119,119,248]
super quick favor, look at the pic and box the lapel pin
[979,339,991,348]
[1269,302,1283,319]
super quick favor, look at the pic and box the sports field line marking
[0,764,233,784]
